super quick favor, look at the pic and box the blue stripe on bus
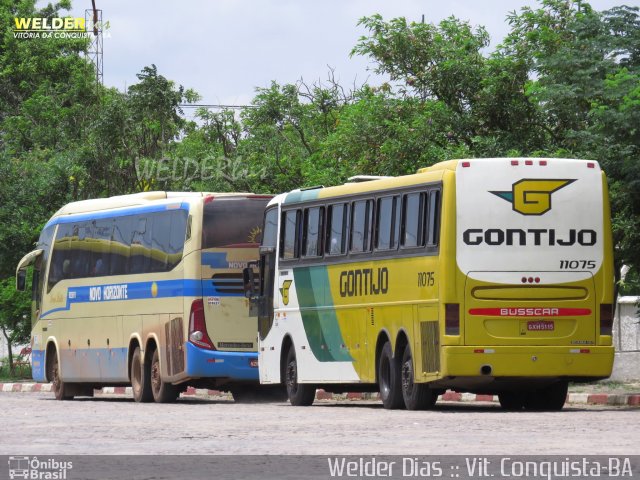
[44,202,190,229]
[40,278,242,318]
[31,345,259,383]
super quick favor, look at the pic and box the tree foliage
[1,0,640,354]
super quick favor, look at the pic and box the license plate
[527,320,554,331]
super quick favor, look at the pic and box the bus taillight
[600,303,613,336]
[445,303,460,335]
[189,299,216,350]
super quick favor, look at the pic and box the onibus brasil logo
[490,179,575,215]
[8,456,72,479]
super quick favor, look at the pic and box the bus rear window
[202,197,271,249]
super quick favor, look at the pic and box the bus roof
[51,191,252,218]
[276,158,601,206]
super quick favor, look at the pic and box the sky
[56,0,640,112]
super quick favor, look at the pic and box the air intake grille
[165,317,184,376]
[420,321,440,373]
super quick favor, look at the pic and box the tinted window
[402,193,425,248]
[326,203,348,255]
[89,219,112,277]
[427,190,441,246]
[262,208,278,248]
[350,200,373,253]
[303,207,323,257]
[375,196,400,250]
[281,210,300,260]
[111,216,133,275]
[47,223,73,291]
[47,209,189,287]
[130,216,151,274]
[202,197,270,248]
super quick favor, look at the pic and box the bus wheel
[131,347,152,403]
[401,346,436,410]
[524,381,568,411]
[150,349,178,403]
[285,347,315,406]
[378,342,403,409]
[48,350,73,401]
[498,392,525,410]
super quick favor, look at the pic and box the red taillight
[189,299,215,350]
[445,303,460,335]
[600,303,613,336]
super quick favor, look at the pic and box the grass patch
[0,362,32,381]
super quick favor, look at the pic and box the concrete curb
[2,383,639,406]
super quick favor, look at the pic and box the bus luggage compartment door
[463,272,596,346]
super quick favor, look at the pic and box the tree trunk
[1,325,14,376]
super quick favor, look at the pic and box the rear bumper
[184,342,259,381]
[441,345,614,378]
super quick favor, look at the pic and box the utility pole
[85,0,103,87]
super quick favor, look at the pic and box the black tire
[284,347,315,406]
[150,348,179,403]
[524,381,568,411]
[48,350,73,401]
[231,385,288,403]
[378,342,404,409]
[131,346,152,403]
[401,346,437,410]
[498,392,525,410]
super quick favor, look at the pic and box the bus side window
[111,216,132,276]
[130,217,151,274]
[70,222,92,278]
[302,206,324,258]
[281,209,301,260]
[326,203,348,256]
[375,196,400,251]
[401,192,426,248]
[151,211,171,271]
[48,223,73,292]
[426,190,441,247]
[350,199,373,254]
[91,219,113,277]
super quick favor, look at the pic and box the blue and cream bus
[16,191,271,402]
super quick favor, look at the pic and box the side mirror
[242,267,255,298]
[16,269,26,291]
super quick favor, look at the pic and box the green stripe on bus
[294,266,352,363]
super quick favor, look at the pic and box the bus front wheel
[131,347,152,403]
[150,349,178,403]
[378,342,403,409]
[284,347,315,406]
[401,346,437,410]
[47,350,73,401]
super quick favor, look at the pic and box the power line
[179,104,257,109]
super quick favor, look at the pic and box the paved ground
[1,390,639,456]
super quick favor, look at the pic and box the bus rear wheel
[524,381,568,411]
[48,350,73,401]
[498,392,525,410]
[401,346,437,410]
[131,346,152,403]
[150,349,178,403]
[285,347,315,406]
[378,342,404,409]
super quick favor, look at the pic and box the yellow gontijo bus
[16,191,271,402]
[248,158,615,410]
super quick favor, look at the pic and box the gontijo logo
[491,179,575,215]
